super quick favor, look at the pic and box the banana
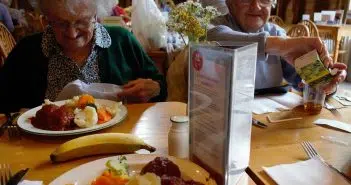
[50,133,156,163]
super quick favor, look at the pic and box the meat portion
[141,157,181,178]
[141,157,204,185]
[31,104,75,131]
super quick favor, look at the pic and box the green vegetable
[86,103,97,111]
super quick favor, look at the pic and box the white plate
[17,99,127,136]
[49,154,217,185]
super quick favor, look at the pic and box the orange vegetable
[91,171,129,185]
[97,108,112,124]
[78,94,95,108]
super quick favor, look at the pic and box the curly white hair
[39,0,117,18]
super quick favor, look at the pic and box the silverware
[324,102,341,116]
[6,168,29,185]
[0,164,11,185]
[0,113,18,137]
[252,119,267,128]
[1,113,21,140]
[301,141,351,182]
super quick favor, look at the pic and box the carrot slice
[97,108,112,124]
[78,94,95,108]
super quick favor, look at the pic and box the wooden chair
[287,24,310,37]
[300,20,320,37]
[25,12,45,34]
[0,22,16,67]
[268,15,286,28]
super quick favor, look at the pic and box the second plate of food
[17,99,127,136]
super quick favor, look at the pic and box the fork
[301,141,323,160]
[301,141,351,182]
[0,164,12,185]
[324,102,340,115]
[6,113,21,140]
[7,125,21,140]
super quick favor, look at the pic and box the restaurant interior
[1,0,351,185]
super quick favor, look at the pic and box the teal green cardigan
[0,26,167,112]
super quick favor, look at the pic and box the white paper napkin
[56,80,122,101]
[314,119,351,133]
[18,180,43,185]
[263,158,350,185]
[253,92,303,114]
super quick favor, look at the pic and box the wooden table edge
[246,167,271,185]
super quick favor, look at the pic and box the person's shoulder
[263,22,286,36]
[104,25,132,39]
[0,3,6,9]
[211,14,230,26]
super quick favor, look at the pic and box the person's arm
[207,25,268,61]
[125,31,167,102]
[0,4,14,32]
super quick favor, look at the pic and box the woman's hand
[266,36,333,67]
[117,78,160,103]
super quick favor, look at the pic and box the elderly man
[0,0,166,112]
[207,0,346,95]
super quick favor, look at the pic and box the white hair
[96,0,118,18]
[39,0,98,16]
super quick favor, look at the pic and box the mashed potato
[126,173,161,185]
[73,106,98,128]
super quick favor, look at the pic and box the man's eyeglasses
[49,16,97,30]
[239,0,274,7]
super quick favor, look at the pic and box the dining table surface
[2,99,351,185]
[0,102,256,185]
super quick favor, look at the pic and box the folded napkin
[314,119,351,133]
[253,92,303,114]
[18,180,43,185]
[56,80,122,101]
[263,158,350,185]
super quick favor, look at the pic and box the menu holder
[188,42,258,185]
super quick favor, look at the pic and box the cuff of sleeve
[257,31,269,62]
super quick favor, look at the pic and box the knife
[252,119,267,128]
[6,168,29,185]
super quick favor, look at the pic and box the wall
[277,0,345,24]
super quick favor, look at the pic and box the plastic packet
[132,0,167,50]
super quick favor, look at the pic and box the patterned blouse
[41,23,112,101]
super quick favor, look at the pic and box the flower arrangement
[167,0,220,43]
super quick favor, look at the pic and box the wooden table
[0,102,256,185]
[316,24,351,63]
[249,106,351,184]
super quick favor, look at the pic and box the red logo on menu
[192,51,203,71]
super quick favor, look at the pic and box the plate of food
[49,154,217,185]
[17,94,127,136]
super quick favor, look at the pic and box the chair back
[25,12,45,34]
[0,22,16,66]
[300,20,319,37]
[287,24,310,37]
[268,15,286,28]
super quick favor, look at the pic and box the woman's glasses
[239,0,274,7]
[49,16,97,30]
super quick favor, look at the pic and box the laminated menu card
[188,42,258,185]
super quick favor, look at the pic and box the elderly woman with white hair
[207,0,346,95]
[0,0,166,112]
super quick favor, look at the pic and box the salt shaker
[168,115,189,159]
